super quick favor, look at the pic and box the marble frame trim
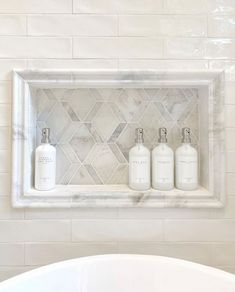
[12,70,225,208]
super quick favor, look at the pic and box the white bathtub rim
[0,254,234,288]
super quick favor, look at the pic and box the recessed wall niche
[12,71,225,208]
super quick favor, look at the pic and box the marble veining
[11,70,225,208]
[34,87,199,185]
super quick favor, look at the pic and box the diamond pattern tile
[92,144,118,184]
[35,87,200,185]
[69,123,95,162]
[92,103,120,141]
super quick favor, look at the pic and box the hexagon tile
[34,87,199,185]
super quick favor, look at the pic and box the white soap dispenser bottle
[152,127,174,191]
[175,127,198,191]
[35,128,56,191]
[129,128,150,191]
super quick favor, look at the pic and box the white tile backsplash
[165,220,235,242]
[0,220,71,242]
[74,0,163,13]
[28,15,118,36]
[0,15,26,35]
[0,37,72,58]
[0,0,235,281]
[164,0,207,14]
[119,15,207,37]
[72,220,164,242]
[207,0,235,14]
[0,0,72,13]
[0,244,24,265]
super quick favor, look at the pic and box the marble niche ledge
[12,70,225,208]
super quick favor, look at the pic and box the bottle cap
[182,127,191,143]
[158,127,167,143]
[135,128,144,143]
[41,128,51,144]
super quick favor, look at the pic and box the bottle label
[154,157,173,183]
[178,156,197,183]
[35,152,56,190]
[130,156,149,184]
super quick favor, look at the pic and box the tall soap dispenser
[129,128,150,191]
[152,127,174,191]
[35,128,56,191]
[175,127,198,191]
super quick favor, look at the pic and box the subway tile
[0,220,71,242]
[0,37,72,59]
[0,150,10,173]
[208,16,235,37]
[227,173,235,196]
[0,60,27,81]
[118,38,163,59]
[118,38,164,58]
[0,104,11,126]
[74,0,163,14]
[0,243,24,265]
[119,15,206,37]
[0,15,26,35]
[0,173,10,196]
[165,38,205,59]
[119,59,209,70]
[226,128,235,151]
[0,0,72,13]
[0,197,24,219]
[226,105,235,127]
[73,37,164,59]
[25,208,72,220]
[164,0,207,14]
[211,244,235,266]
[0,267,34,282]
[27,59,118,70]
[225,81,235,104]
[72,219,163,242]
[25,243,118,265]
[206,39,235,59]
[217,266,235,274]
[117,242,212,265]
[207,0,235,14]
[226,152,235,173]
[71,208,118,219]
[28,15,117,36]
[165,220,235,241]
[73,37,119,58]
[0,81,11,104]
[0,127,10,150]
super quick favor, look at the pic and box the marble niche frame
[12,70,225,208]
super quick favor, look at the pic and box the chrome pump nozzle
[182,127,191,143]
[41,128,51,144]
[135,128,144,143]
[158,127,167,143]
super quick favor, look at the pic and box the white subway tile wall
[0,0,235,282]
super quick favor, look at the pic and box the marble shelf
[12,70,225,208]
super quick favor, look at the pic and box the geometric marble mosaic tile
[35,88,199,185]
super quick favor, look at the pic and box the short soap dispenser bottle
[152,127,174,191]
[175,127,198,191]
[35,128,56,191]
[129,128,150,191]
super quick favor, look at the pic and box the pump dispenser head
[135,128,144,143]
[158,127,167,143]
[182,127,191,143]
[41,128,51,144]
